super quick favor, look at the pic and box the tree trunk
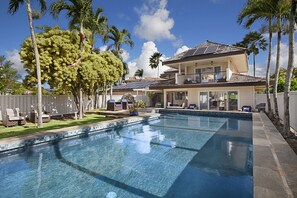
[78,23,84,119]
[266,21,272,117]
[26,0,43,128]
[273,24,282,124]
[253,53,256,77]
[283,0,296,137]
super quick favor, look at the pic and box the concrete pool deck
[0,111,296,197]
[253,112,297,198]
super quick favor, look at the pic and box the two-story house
[150,41,266,111]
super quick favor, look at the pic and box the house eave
[149,81,266,90]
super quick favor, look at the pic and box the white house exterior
[150,41,266,110]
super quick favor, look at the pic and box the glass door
[195,68,201,83]
[227,91,238,111]
[199,92,208,110]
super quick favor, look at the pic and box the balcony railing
[176,71,227,85]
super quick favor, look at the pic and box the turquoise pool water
[0,113,253,198]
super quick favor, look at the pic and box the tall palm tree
[283,0,296,137]
[273,0,290,124]
[51,0,93,119]
[149,52,162,78]
[8,0,46,128]
[238,0,273,116]
[85,7,108,51]
[104,26,134,56]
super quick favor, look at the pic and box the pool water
[0,113,253,198]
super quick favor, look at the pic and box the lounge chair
[167,103,186,109]
[3,108,26,127]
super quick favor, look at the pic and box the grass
[0,114,113,139]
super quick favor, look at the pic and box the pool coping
[0,113,160,153]
[253,112,297,198]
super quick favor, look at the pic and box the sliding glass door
[199,92,208,110]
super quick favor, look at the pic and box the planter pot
[130,111,139,116]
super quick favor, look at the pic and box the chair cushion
[8,116,22,121]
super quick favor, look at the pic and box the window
[175,92,186,100]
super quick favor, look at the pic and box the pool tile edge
[0,114,160,153]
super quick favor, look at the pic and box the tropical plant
[8,0,47,128]
[51,0,94,119]
[149,52,162,78]
[283,0,296,137]
[134,69,144,77]
[104,26,134,55]
[0,55,21,95]
[84,7,108,51]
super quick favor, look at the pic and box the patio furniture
[3,108,26,127]
[188,104,197,109]
[242,106,252,112]
[167,103,186,109]
[30,110,51,123]
[255,103,266,112]
[107,100,122,111]
[121,99,128,110]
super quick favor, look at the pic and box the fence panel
[255,91,297,131]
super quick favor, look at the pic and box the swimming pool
[0,113,253,198]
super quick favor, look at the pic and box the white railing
[255,91,297,131]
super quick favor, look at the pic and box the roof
[149,73,266,89]
[163,40,246,65]
[113,80,158,92]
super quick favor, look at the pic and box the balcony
[176,71,227,85]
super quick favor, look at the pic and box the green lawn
[0,114,113,139]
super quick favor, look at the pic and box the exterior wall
[164,86,255,109]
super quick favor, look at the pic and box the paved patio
[253,112,297,198]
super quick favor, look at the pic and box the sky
[0,0,296,80]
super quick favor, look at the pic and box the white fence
[0,94,150,120]
[255,91,297,131]
[0,95,78,116]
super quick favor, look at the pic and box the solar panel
[193,47,207,56]
[183,49,196,57]
[204,45,218,54]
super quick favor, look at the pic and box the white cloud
[120,49,130,62]
[134,0,175,41]
[174,45,189,56]
[127,41,170,78]
[270,41,297,73]
[99,45,108,52]
[5,50,26,77]
[245,64,266,77]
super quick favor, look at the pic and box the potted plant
[129,100,145,116]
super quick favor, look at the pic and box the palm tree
[8,0,46,128]
[51,0,93,119]
[85,7,108,51]
[283,0,296,137]
[104,26,134,56]
[272,0,290,124]
[238,0,275,117]
[149,52,162,78]
[134,69,144,78]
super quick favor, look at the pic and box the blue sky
[0,0,295,78]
